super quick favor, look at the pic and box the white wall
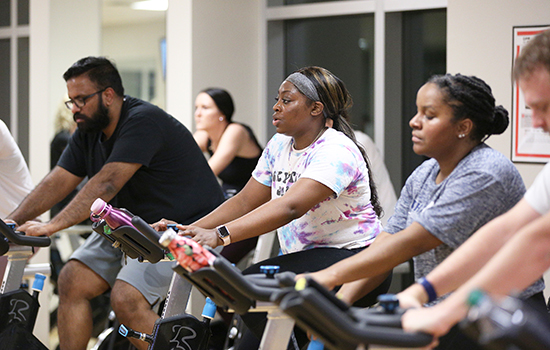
[447,0,550,188]
[448,0,550,301]
[165,0,192,128]
[48,0,101,150]
[166,0,263,140]
[102,20,166,108]
[192,1,263,139]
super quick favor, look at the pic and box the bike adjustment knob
[378,294,399,314]
[260,265,280,278]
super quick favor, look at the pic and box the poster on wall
[512,25,550,163]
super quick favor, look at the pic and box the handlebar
[460,292,550,350]
[129,215,298,312]
[0,219,51,250]
[274,277,433,350]
[210,253,293,302]
[171,247,296,314]
[131,216,165,250]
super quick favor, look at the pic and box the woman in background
[193,88,263,264]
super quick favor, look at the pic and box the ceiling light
[130,0,168,11]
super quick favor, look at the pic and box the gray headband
[285,72,320,102]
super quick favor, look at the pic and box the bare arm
[8,166,83,225]
[307,222,442,292]
[192,177,272,229]
[401,202,548,340]
[183,176,335,248]
[207,124,248,176]
[193,130,209,152]
[336,271,392,304]
[13,162,142,236]
[398,199,539,305]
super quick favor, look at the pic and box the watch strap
[216,225,231,246]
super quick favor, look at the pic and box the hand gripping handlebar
[0,219,51,255]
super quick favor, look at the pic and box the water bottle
[202,297,217,327]
[159,229,215,272]
[307,339,324,350]
[26,273,47,332]
[90,198,134,230]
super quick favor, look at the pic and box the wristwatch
[216,225,231,246]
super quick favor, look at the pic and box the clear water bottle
[90,198,134,230]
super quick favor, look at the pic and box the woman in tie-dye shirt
[252,126,381,254]
[176,66,385,269]
[162,66,391,348]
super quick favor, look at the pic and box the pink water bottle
[90,198,134,230]
[159,229,215,272]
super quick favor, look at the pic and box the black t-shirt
[58,96,224,224]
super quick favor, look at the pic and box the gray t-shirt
[386,144,544,300]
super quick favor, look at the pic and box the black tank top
[207,123,262,196]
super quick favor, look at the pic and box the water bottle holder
[92,221,164,263]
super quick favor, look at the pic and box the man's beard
[73,96,111,133]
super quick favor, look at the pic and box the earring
[458,134,466,139]
[219,117,224,122]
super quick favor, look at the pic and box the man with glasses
[6,56,225,350]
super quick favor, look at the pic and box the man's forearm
[8,167,80,224]
[48,169,127,231]
[426,200,538,297]
[466,212,550,297]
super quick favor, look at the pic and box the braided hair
[295,66,383,218]
[427,74,509,142]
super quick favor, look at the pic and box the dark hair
[63,56,124,97]
[202,88,235,122]
[296,66,382,218]
[427,74,509,142]
[513,29,550,81]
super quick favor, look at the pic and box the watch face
[217,225,230,238]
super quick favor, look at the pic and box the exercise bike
[89,212,214,350]
[131,216,299,350]
[0,219,51,350]
[459,290,550,350]
[272,275,433,350]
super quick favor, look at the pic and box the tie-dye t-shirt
[252,128,382,254]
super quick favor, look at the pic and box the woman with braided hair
[305,73,540,349]
[399,30,550,349]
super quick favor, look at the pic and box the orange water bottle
[159,229,215,272]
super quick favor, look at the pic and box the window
[0,0,30,160]
[284,14,375,136]
[266,0,447,190]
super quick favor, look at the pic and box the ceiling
[102,0,166,26]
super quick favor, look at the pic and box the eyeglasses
[65,88,108,110]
